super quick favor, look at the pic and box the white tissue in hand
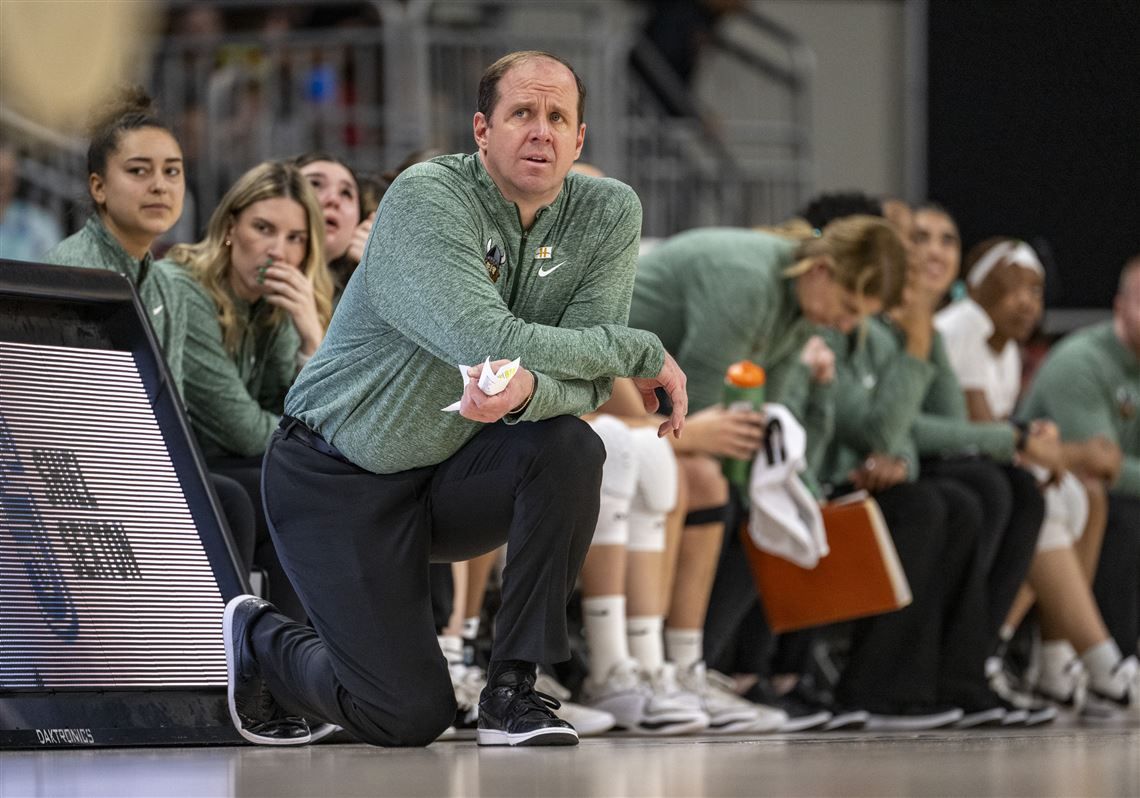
[441,357,520,411]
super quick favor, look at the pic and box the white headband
[968,240,1044,287]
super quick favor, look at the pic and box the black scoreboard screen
[0,260,245,747]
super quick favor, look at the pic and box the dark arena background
[0,2,1137,797]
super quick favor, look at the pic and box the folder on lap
[742,492,912,633]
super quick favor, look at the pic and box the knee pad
[587,415,637,547]
[626,427,678,553]
[1038,472,1090,551]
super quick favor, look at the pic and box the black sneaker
[476,670,579,746]
[987,657,1057,726]
[223,595,311,745]
[822,705,871,731]
[951,689,1020,729]
[742,680,832,732]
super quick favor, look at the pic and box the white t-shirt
[935,299,1021,419]
[935,300,1087,550]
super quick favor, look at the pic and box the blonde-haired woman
[630,215,906,412]
[164,160,333,621]
[618,216,907,728]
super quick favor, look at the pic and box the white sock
[1039,640,1078,681]
[461,616,480,642]
[438,634,464,667]
[583,595,629,681]
[665,627,704,670]
[1081,639,1123,688]
[627,615,665,674]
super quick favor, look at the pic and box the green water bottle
[722,360,766,491]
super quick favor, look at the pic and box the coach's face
[474,57,585,217]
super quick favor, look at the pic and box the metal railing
[1,1,815,240]
[0,106,89,237]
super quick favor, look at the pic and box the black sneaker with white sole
[223,594,311,745]
[951,689,1024,729]
[476,670,579,747]
[823,706,871,731]
[743,681,832,732]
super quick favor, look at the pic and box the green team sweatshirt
[867,317,1018,464]
[819,322,935,487]
[44,215,188,395]
[1019,321,1140,496]
[629,228,815,413]
[286,153,665,474]
[162,262,301,459]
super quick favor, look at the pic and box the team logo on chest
[1117,387,1137,421]
[483,239,506,283]
[535,246,553,260]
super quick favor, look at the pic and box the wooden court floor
[2,722,1138,798]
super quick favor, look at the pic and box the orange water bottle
[722,360,766,490]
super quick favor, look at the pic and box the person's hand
[1063,435,1123,484]
[458,360,535,423]
[346,212,375,264]
[891,284,935,359]
[800,335,835,384]
[848,453,908,493]
[631,350,687,438]
[1018,419,1064,486]
[671,404,766,459]
[263,263,324,355]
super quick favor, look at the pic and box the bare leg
[656,475,689,610]
[1001,584,1037,635]
[443,561,469,637]
[1073,478,1108,582]
[1034,546,1112,654]
[666,456,727,631]
[582,545,627,598]
[462,548,500,623]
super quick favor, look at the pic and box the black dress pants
[836,479,990,708]
[251,415,602,746]
[208,472,255,575]
[921,458,1044,639]
[1095,493,1140,654]
[209,455,306,622]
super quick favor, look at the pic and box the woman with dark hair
[46,87,188,374]
[291,152,367,298]
[44,87,256,574]
[854,204,1053,720]
[937,236,1135,717]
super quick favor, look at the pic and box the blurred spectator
[634,0,747,116]
[0,144,63,261]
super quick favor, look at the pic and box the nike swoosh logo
[538,261,566,277]
[152,304,164,316]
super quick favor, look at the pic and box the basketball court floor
[3,721,1137,797]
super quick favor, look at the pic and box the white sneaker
[439,663,484,739]
[641,663,710,735]
[581,659,708,735]
[1035,655,1088,712]
[677,662,786,733]
[535,671,616,736]
[1085,656,1140,719]
[986,657,1057,726]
